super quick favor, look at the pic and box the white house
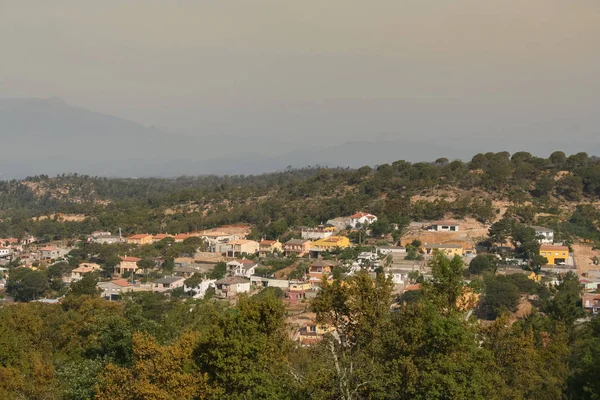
[301,225,335,240]
[349,212,378,228]
[227,259,258,278]
[0,247,11,258]
[184,278,217,299]
[215,276,251,298]
[250,276,290,289]
[533,226,554,244]
[428,221,460,232]
[376,246,406,255]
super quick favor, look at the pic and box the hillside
[0,151,599,246]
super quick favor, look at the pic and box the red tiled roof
[129,234,151,240]
[120,256,141,262]
[260,240,276,245]
[40,246,57,251]
[111,279,134,287]
[404,284,421,292]
[350,212,376,219]
[540,245,569,252]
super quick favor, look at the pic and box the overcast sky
[1,0,599,147]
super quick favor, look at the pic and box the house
[152,233,173,242]
[376,246,406,255]
[70,263,101,281]
[422,243,464,257]
[308,259,339,287]
[309,236,351,256]
[301,225,335,240]
[127,234,153,245]
[199,230,236,252]
[539,245,569,265]
[152,276,186,292]
[298,324,335,346]
[583,293,600,315]
[92,235,122,244]
[225,240,259,257]
[173,233,192,243]
[116,256,141,275]
[0,238,19,246]
[97,279,135,300]
[184,279,216,299]
[91,230,112,238]
[0,247,11,258]
[227,258,258,278]
[532,226,554,244]
[580,278,600,292]
[428,221,460,232]
[250,276,289,289]
[349,212,378,228]
[286,281,311,302]
[284,239,312,257]
[259,240,283,257]
[40,246,65,261]
[215,276,251,298]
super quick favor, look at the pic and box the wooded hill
[1,150,599,243]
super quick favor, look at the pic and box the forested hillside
[1,151,600,243]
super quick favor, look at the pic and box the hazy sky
[1,0,599,146]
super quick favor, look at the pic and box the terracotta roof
[153,234,172,240]
[120,256,142,262]
[260,240,277,245]
[174,233,191,239]
[540,245,569,252]
[129,234,152,240]
[404,284,422,292]
[40,246,57,251]
[111,279,134,287]
[350,212,376,219]
[285,239,311,245]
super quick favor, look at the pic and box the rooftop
[540,245,569,252]
[431,220,460,226]
[424,243,463,249]
[120,256,142,262]
[216,276,251,285]
[129,234,152,239]
[154,276,184,285]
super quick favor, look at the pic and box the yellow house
[259,240,283,256]
[289,281,311,291]
[127,234,153,245]
[422,243,464,257]
[539,245,569,265]
[310,236,351,251]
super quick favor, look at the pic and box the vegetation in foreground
[0,253,598,400]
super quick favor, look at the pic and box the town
[2,208,599,346]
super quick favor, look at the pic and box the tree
[423,253,466,312]
[6,268,49,302]
[209,262,226,279]
[96,332,209,400]
[488,218,514,247]
[542,272,583,328]
[69,272,100,296]
[480,275,520,319]
[468,254,499,275]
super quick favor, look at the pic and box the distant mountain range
[1,97,597,178]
